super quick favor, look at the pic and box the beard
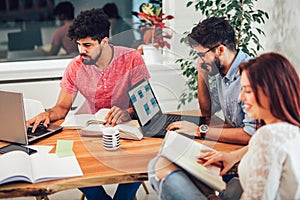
[81,48,102,65]
[201,56,226,77]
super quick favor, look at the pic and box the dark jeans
[79,182,142,200]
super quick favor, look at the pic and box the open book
[61,108,143,140]
[0,150,83,185]
[160,131,226,191]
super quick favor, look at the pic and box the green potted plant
[177,0,269,108]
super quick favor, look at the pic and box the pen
[197,157,223,169]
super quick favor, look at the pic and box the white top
[239,122,300,200]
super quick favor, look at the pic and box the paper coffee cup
[102,127,120,151]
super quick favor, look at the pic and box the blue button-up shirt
[210,50,255,135]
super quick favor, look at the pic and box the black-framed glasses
[197,44,220,59]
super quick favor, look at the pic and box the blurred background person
[38,1,78,56]
[103,2,135,48]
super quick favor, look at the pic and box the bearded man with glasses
[166,17,255,145]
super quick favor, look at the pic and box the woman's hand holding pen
[198,150,237,176]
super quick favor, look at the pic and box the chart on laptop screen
[128,80,160,126]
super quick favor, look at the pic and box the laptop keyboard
[27,124,49,137]
[162,114,181,132]
[151,114,182,137]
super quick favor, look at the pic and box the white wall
[163,0,300,74]
[0,58,84,110]
[0,55,198,112]
[256,0,300,73]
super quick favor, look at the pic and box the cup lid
[102,127,119,135]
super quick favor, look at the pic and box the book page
[160,131,226,191]
[116,120,143,140]
[94,108,110,123]
[80,120,143,140]
[30,153,83,183]
[61,114,96,129]
[0,151,33,184]
[61,108,111,129]
[80,124,104,136]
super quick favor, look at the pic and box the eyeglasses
[197,44,220,59]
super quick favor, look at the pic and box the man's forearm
[46,106,69,122]
[205,127,251,145]
[197,70,211,117]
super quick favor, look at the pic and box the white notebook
[160,131,226,191]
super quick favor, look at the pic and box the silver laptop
[127,78,205,138]
[0,90,62,145]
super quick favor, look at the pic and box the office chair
[7,30,43,60]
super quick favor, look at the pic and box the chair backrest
[23,98,45,120]
[8,30,42,51]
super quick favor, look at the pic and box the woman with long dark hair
[148,52,300,199]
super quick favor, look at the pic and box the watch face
[200,124,209,133]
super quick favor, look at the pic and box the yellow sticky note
[55,140,74,157]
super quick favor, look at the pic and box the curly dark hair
[68,8,110,42]
[187,17,236,51]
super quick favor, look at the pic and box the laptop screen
[127,78,162,126]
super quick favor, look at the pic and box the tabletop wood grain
[0,115,244,198]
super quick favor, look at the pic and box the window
[0,0,140,62]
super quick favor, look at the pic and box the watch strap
[200,132,206,140]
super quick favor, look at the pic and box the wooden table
[0,118,244,198]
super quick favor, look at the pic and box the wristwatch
[199,124,209,139]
